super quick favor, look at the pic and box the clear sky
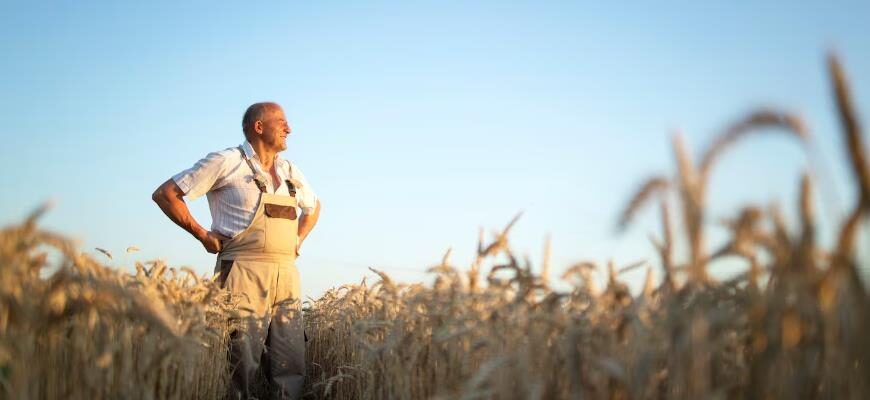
[2,1,869,299]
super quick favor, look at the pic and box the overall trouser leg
[220,259,278,400]
[263,262,305,399]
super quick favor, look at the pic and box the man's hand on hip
[198,230,231,254]
[153,179,229,254]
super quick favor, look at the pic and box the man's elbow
[311,200,322,220]
[151,187,163,204]
[152,179,176,205]
[301,200,321,222]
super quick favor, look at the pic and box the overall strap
[284,159,297,197]
[237,146,267,193]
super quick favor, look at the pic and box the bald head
[242,102,281,138]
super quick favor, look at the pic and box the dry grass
[0,206,233,399]
[1,53,868,399]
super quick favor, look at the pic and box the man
[152,102,321,400]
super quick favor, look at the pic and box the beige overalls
[215,147,305,400]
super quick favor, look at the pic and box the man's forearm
[152,179,207,241]
[297,200,321,244]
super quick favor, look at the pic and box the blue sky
[2,1,869,299]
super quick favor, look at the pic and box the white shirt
[172,141,318,238]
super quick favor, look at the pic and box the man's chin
[273,141,288,152]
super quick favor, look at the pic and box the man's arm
[152,179,228,254]
[296,199,321,253]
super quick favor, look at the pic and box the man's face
[258,106,291,152]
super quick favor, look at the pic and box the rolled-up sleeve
[289,162,318,215]
[171,151,227,200]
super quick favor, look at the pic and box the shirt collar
[241,140,284,163]
[240,140,259,161]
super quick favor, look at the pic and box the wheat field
[1,54,868,399]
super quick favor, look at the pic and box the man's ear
[254,120,263,134]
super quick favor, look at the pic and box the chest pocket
[264,204,297,220]
[264,202,298,255]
